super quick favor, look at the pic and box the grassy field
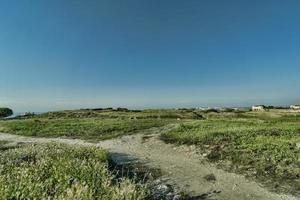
[0,141,148,200]
[1,108,300,195]
[35,108,203,120]
[0,118,172,140]
[162,110,300,194]
[0,108,202,140]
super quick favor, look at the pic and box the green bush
[0,108,13,118]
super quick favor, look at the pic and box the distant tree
[265,105,275,109]
[202,108,219,113]
[0,108,13,118]
[131,109,142,112]
[116,107,129,112]
[275,106,289,109]
[223,108,235,112]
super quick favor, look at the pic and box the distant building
[252,105,265,111]
[290,105,300,110]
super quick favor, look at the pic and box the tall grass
[0,143,148,200]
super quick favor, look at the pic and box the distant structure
[290,105,300,110]
[252,105,265,111]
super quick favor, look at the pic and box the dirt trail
[0,126,298,200]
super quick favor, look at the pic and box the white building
[252,105,265,111]
[290,105,300,110]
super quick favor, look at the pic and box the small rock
[189,145,195,150]
[203,173,216,181]
[166,192,173,197]
[173,194,181,200]
[152,183,175,200]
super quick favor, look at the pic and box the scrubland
[0,108,299,197]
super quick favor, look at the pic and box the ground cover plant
[1,108,299,195]
[0,142,148,200]
[0,118,171,140]
[22,108,203,120]
[162,110,300,195]
[0,108,202,140]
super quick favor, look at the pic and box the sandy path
[0,126,298,200]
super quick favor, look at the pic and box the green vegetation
[0,108,202,140]
[0,107,13,118]
[1,108,299,194]
[0,141,11,151]
[35,108,203,120]
[0,142,148,200]
[0,118,171,140]
[162,110,300,194]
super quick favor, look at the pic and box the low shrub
[0,108,13,118]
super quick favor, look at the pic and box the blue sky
[1,0,300,112]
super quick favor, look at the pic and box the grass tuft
[0,142,149,200]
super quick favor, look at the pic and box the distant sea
[5,112,44,119]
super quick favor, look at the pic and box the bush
[223,108,235,112]
[116,107,129,112]
[0,108,13,118]
[201,108,219,113]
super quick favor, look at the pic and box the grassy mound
[0,108,205,140]
[162,116,300,194]
[0,118,171,140]
[0,142,148,199]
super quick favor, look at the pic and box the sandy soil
[0,126,298,200]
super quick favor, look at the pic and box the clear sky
[1,0,300,112]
